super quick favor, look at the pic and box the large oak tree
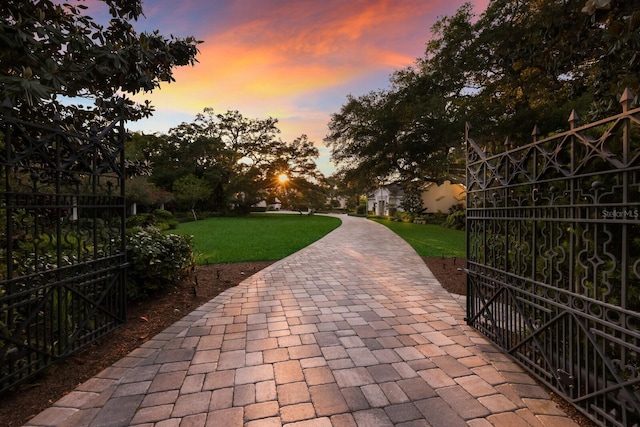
[130,110,324,215]
[325,0,640,189]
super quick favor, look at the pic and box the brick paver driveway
[26,215,576,427]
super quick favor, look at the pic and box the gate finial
[532,125,541,142]
[620,88,635,112]
[568,110,579,129]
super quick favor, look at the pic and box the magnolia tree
[1,0,201,125]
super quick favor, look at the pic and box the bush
[127,210,179,230]
[153,209,179,229]
[445,204,466,230]
[152,209,174,220]
[356,203,367,215]
[126,227,194,301]
[429,211,447,225]
[392,212,415,222]
[126,213,156,229]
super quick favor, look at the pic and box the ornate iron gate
[0,103,127,393]
[466,89,640,427]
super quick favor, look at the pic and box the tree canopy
[130,109,324,215]
[325,0,640,189]
[1,2,329,216]
[1,0,201,124]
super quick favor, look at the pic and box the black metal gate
[466,89,640,427]
[0,103,127,393]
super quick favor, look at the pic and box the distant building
[254,198,282,211]
[367,181,465,216]
[367,183,404,216]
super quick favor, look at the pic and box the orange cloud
[139,0,434,108]
[128,0,490,174]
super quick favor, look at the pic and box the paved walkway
[26,215,577,427]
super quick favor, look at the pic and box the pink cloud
[210,0,452,64]
[183,0,447,97]
[127,0,490,173]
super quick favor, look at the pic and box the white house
[254,198,282,211]
[367,183,404,216]
[367,181,465,216]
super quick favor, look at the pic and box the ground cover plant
[371,218,466,258]
[170,213,342,264]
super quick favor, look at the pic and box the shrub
[126,213,155,229]
[153,209,179,229]
[429,211,447,225]
[392,212,414,222]
[445,204,466,230]
[127,210,179,230]
[126,227,194,301]
[152,209,174,220]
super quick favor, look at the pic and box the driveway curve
[26,214,577,427]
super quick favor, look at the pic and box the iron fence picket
[0,105,127,393]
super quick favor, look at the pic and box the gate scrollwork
[466,89,640,427]
[0,103,127,393]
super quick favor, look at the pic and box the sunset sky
[114,0,490,173]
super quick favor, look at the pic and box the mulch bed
[422,256,466,295]
[0,261,273,426]
[0,258,594,426]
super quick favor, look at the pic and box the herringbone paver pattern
[25,215,577,426]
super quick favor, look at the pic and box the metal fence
[466,89,640,427]
[0,104,127,393]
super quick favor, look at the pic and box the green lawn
[370,218,466,257]
[170,213,342,264]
